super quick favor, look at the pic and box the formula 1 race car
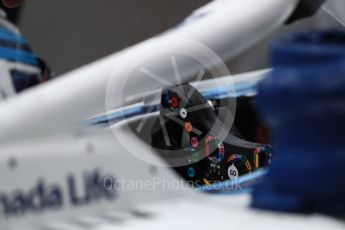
[0,0,344,229]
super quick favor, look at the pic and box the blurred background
[5,0,341,76]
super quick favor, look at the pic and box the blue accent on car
[197,169,267,194]
[85,104,160,126]
[0,27,37,66]
[86,76,262,126]
[0,46,37,66]
[0,27,28,44]
[0,38,32,52]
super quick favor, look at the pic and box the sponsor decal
[0,169,116,217]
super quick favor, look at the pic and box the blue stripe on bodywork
[85,104,160,126]
[0,28,28,44]
[86,79,260,126]
[0,38,32,52]
[0,46,37,66]
[196,169,268,194]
